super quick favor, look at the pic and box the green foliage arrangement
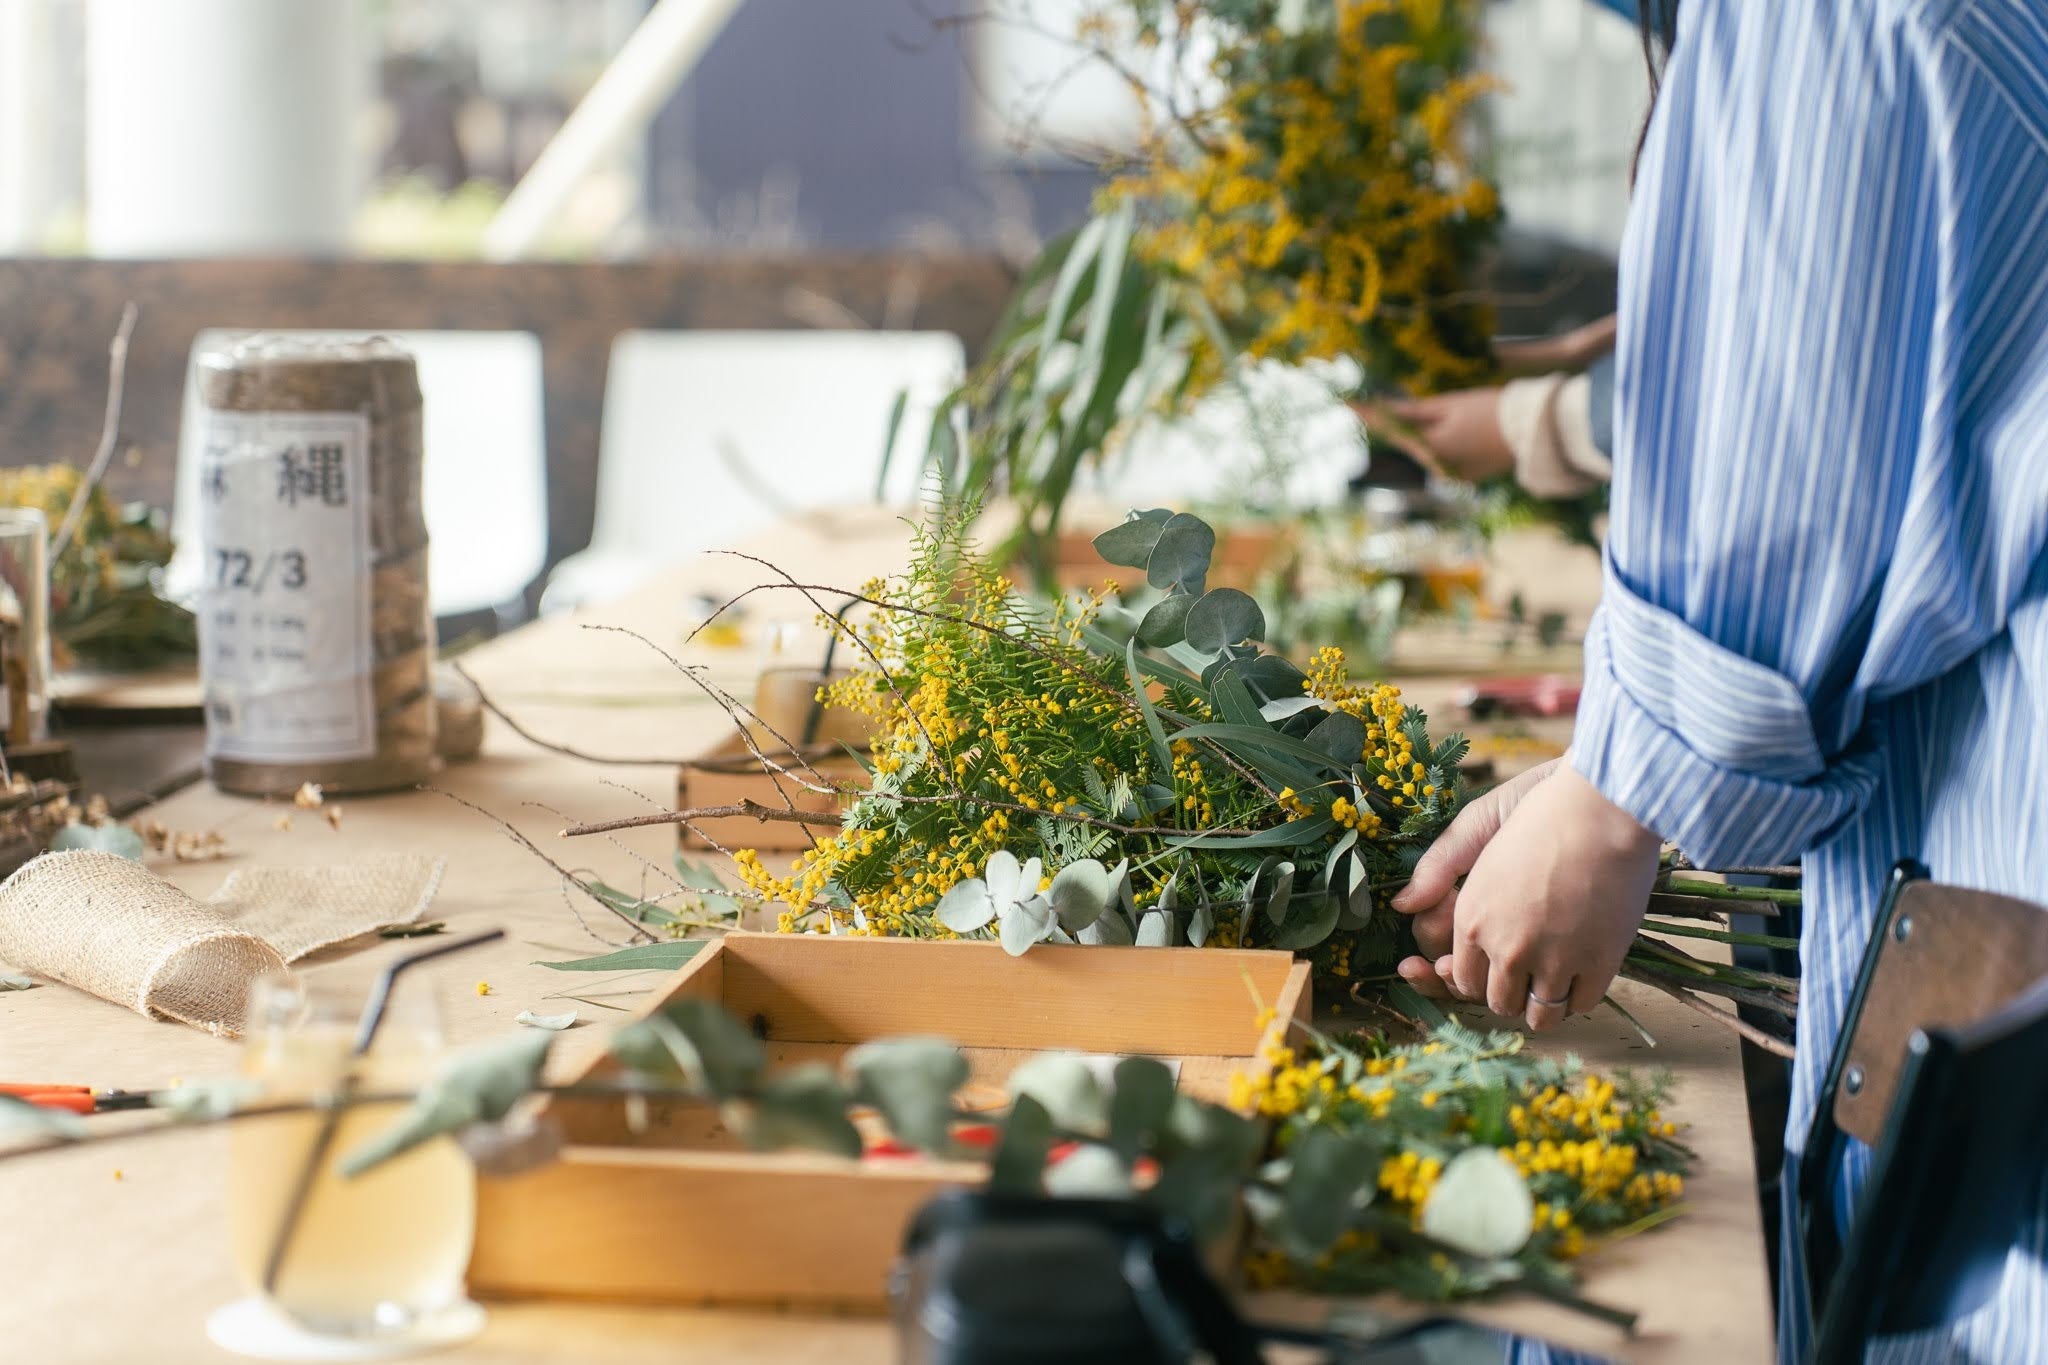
[730,507,1466,986]
[919,0,1501,568]
[0,994,1687,1326]
[648,506,1797,1052]
[0,463,196,671]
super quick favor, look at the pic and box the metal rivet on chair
[1845,1064,1865,1096]
[1893,914,1913,942]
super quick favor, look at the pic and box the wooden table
[0,511,1771,1363]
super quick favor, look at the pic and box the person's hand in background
[1494,314,1618,376]
[1355,388,1514,483]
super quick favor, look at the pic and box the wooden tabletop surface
[0,511,1770,1363]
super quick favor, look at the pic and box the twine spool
[195,335,438,796]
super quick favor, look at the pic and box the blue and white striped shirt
[1567,1,2048,1359]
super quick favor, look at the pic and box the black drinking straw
[260,928,505,1297]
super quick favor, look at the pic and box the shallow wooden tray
[469,933,1310,1310]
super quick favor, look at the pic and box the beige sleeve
[1496,372,1612,498]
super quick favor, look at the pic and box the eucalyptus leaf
[48,823,144,860]
[1092,508,1175,569]
[845,1038,968,1153]
[1135,910,1174,947]
[740,1063,862,1158]
[611,999,765,1100]
[341,1030,553,1177]
[1007,1052,1110,1136]
[1271,889,1341,951]
[982,850,1031,907]
[999,895,1057,957]
[536,941,707,973]
[1145,513,1216,594]
[152,1077,261,1122]
[1305,711,1369,767]
[1126,639,1173,773]
[1045,1143,1133,1198]
[515,1010,579,1031]
[1262,861,1297,929]
[1259,695,1327,722]
[0,970,35,991]
[989,1094,1055,1194]
[1209,668,1265,730]
[1279,1128,1379,1257]
[1186,902,1215,948]
[936,877,997,934]
[0,1093,84,1142]
[1184,588,1266,654]
[1078,908,1135,946]
[1168,813,1337,852]
[1420,1148,1534,1258]
[1136,593,1194,648]
[1108,1056,1176,1163]
[1240,653,1310,703]
[456,1113,564,1177]
[1048,859,1112,933]
[1149,1098,1264,1238]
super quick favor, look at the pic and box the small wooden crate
[469,933,1310,1310]
[674,733,866,853]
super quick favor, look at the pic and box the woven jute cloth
[0,850,444,1035]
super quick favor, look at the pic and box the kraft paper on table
[0,849,444,1035]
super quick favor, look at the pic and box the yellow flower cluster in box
[1233,1021,1692,1296]
[1104,0,1500,395]
[733,516,1462,974]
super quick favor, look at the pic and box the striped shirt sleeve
[1567,1,2048,868]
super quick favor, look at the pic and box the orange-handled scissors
[0,1083,150,1114]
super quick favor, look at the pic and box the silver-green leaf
[341,1030,554,1177]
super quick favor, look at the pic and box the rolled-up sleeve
[1566,2,2048,865]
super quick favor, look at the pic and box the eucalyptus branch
[1637,919,1800,952]
[1620,966,1796,1058]
[1654,877,1802,907]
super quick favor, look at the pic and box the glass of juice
[225,973,476,1340]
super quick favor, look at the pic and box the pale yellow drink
[228,1021,475,1332]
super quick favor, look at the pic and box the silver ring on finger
[1527,988,1571,1009]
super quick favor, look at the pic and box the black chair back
[1803,862,2048,1363]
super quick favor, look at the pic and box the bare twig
[425,787,654,944]
[449,660,694,767]
[53,302,139,561]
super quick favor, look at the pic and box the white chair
[539,329,966,613]
[171,329,549,626]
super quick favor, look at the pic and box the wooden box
[469,933,1310,1310]
[674,733,866,852]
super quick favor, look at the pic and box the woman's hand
[1390,760,1559,998]
[1357,389,1514,483]
[1392,762,1664,1031]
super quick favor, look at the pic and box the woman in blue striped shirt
[1391,1,2048,1358]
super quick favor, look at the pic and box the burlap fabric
[0,850,444,1035]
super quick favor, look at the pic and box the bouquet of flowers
[0,463,195,672]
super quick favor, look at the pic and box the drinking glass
[226,973,475,1339]
[0,507,51,742]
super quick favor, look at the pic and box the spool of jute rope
[0,850,444,1036]
[194,334,438,797]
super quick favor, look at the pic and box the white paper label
[197,410,374,763]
